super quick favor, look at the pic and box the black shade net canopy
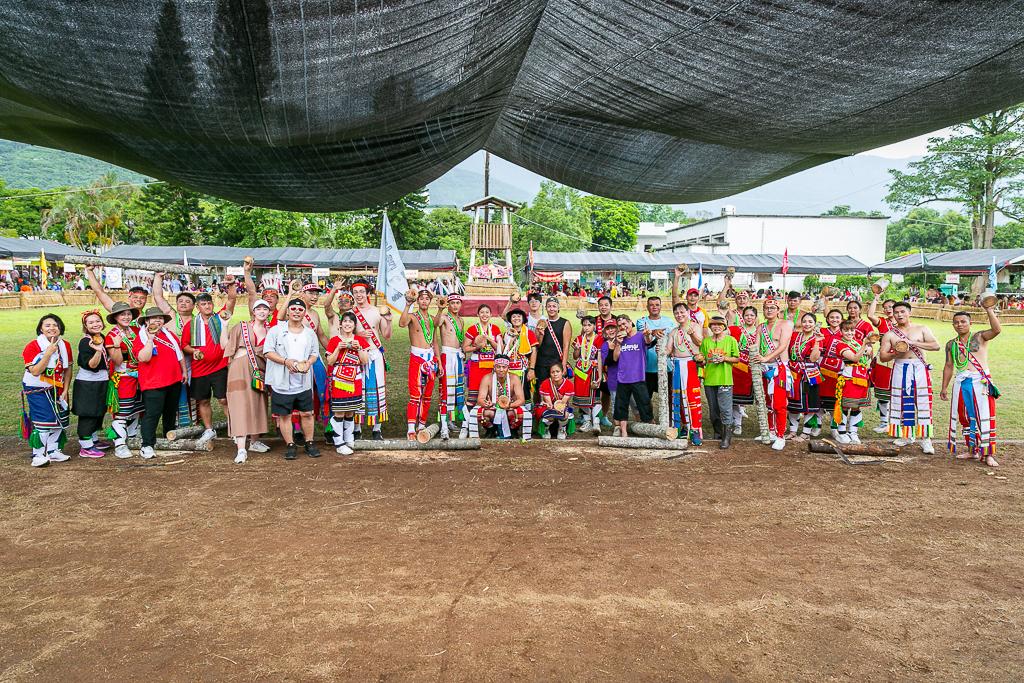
[532,252,868,275]
[2,2,1024,211]
[100,245,457,270]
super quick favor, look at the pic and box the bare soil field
[1,436,1021,683]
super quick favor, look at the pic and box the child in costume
[570,316,603,434]
[325,312,371,455]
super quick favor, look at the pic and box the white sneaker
[739,406,748,419]
[542,430,551,440]
[337,444,354,455]
[234,450,247,463]
[848,433,861,444]
[830,428,843,441]
[114,445,133,459]
[592,421,601,435]
[732,424,743,436]
[893,437,914,447]
[836,433,851,444]
[613,426,621,437]
[47,450,70,462]
[459,427,469,440]
[30,454,49,467]
[810,427,821,437]
[872,425,888,433]
[197,428,217,443]
[249,441,270,453]
[580,420,592,434]
[140,446,156,459]
[921,438,935,454]
[557,430,566,440]
[772,438,786,451]
[440,428,450,440]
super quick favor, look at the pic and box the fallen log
[808,441,900,457]
[627,421,676,440]
[597,436,690,451]
[124,438,213,452]
[72,254,210,275]
[417,423,440,444]
[352,439,481,451]
[167,421,227,441]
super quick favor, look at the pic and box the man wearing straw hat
[878,302,941,453]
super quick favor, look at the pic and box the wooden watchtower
[462,195,519,283]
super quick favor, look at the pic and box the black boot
[713,420,723,441]
[720,429,732,449]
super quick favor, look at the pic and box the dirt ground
[1,434,1022,683]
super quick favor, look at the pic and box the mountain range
[0,140,931,219]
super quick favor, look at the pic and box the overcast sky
[858,127,951,158]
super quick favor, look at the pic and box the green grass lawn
[3,306,1022,441]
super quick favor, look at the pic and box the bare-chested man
[435,294,467,439]
[878,301,941,453]
[717,273,751,328]
[348,280,393,439]
[467,355,532,440]
[749,297,793,450]
[666,301,707,444]
[672,266,710,332]
[399,289,439,438]
[940,305,1001,467]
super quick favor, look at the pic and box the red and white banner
[471,264,513,279]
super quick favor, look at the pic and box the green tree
[511,181,592,269]
[366,189,429,249]
[40,172,138,249]
[884,208,971,259]
[821,205,885,217]
[0,177,54,237]
[637,203,694,223]
[588,196,639,252]
[303,213,370,249]
[425,206,472,268]
[208,203,304,247]
[887,106,1024,249]
[993,221,1024,249]
[132,182,213,245]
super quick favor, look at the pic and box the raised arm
[980,306,1002,341]
[85,264,115,312]
[221,275,237,320]
[717,275,731,312]
[244,261,259,316]
[672,266,683,307]
[323,279,341,324]
[153,272,172,316]
[398,299,414,328]
[866,294,882,327]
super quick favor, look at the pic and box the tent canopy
[0,236,94,260]
[531,252,868,275]
[870,249,1024,274]
[2,2,1024,211]
[100,245,457,270]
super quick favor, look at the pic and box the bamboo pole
[124,438,213,451]
[72,255,210,275]
[352,439,481,451]
[167,421,227,441]
[597,436,690,450]
[416,423,441,444]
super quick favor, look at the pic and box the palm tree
[41,171,139,250]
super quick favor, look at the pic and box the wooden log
[808,441,900,457]
[656,335,669,430]
[167,420,227,441]
[626,421,675,440]
[73,255,210,275]
[351,439,481,451]
[124,438,213,451]
[597,436,690,450]
[417,423,441,444]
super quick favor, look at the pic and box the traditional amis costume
[870,317,893,426]
[353,289,389,430]
[571,330,602,425]
[536,374,575,437]
[669,325,703,440]
[948,334,997,458]
[439,296,467,433]
[105,305,145,454]
[467,360,533,440]
[728,324,755,431]
[326,334,371,448]
[833,338,871,439]
[21,333,72,463]
[888,328,934,439]
[465,319,502,406]
[786,330,822,436]
[758,319,792,440]
[818,327,844,416]
[408,309,438,433]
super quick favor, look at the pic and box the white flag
[376,212,411,312]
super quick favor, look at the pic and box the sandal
[790,434,809,443]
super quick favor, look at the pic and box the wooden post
[417,423,441,444]
[124,438,213,451]
[656,335,669,430]
[167,421,227,441]
[352,439,481,451]
[627,421,676,440]
[597,436,690,451]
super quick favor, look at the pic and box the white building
[635,222,677,253]
[658,212,888,291]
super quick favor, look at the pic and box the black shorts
[645,371,672,396]
[614,381,653,422]
[599,379,609,396]
[271,389,315,417]
[189,366,228,401]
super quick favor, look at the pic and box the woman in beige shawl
[222,299,271,462]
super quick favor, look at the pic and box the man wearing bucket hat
[104,301,145,459]
[699,315,740,448]
[132,307,188,459]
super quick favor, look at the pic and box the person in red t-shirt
[182,290,236,442]
[536,362,576,439]
[133,308,188,459]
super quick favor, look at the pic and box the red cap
[686,288,699,295]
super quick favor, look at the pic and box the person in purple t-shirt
[610,314,655,433]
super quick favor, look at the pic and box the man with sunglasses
[264,299,322,460]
